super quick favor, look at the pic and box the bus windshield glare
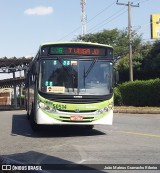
[39,58,113,95]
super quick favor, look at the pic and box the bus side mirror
[114,70,119,85]
[116,71,119,82]
[113,56,121,85]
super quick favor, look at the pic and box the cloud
[24,6,53,16]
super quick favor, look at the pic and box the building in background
[0,88,13,105]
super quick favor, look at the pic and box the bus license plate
[70,116,83,120]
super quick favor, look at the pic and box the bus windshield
[39,58,113,95]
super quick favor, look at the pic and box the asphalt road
[0,110,160,173]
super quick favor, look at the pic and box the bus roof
[40,42,112,48]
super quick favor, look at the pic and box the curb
[114,109,160,114]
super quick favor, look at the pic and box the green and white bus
[25,42,115,130]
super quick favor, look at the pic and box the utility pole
[116,1,139,81]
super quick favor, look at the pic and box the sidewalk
[0,105,25,111]
[114,106,160,114]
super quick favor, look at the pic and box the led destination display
[49,47,106,56]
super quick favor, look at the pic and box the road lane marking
[117,131,160,138]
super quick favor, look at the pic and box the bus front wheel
[30,107,39,131]
[85,125,94,130]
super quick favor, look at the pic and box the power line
[87,7,127,33]
[87,1,116,24]
[84,0,149,35]
[56,1,117,41]
[133,0,150,4]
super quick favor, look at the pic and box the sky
[0,0,160,79]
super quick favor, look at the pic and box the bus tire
[26,100,30,120]
[30,107,39,131]
[27,110,29,120]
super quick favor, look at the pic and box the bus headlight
[97,109,104,114]
[96,104,113,114]
[38,101,50,110]
[38,101,57,113]
[97,106,108,114]
[39,102,46,109]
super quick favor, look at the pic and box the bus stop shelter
[0,57,32,109]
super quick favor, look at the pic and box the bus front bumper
[36,108,113,125]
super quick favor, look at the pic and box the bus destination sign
[49,47,106,56]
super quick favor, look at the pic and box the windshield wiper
[84,58,96,78]
[83,58,97,89]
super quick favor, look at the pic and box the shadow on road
[0,151,108,173]
[11,114,106,138]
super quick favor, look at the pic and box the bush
[114,78,160,106]
[114,87,122,106]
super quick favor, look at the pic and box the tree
[140,40,160,79]
[76,28,128,58]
